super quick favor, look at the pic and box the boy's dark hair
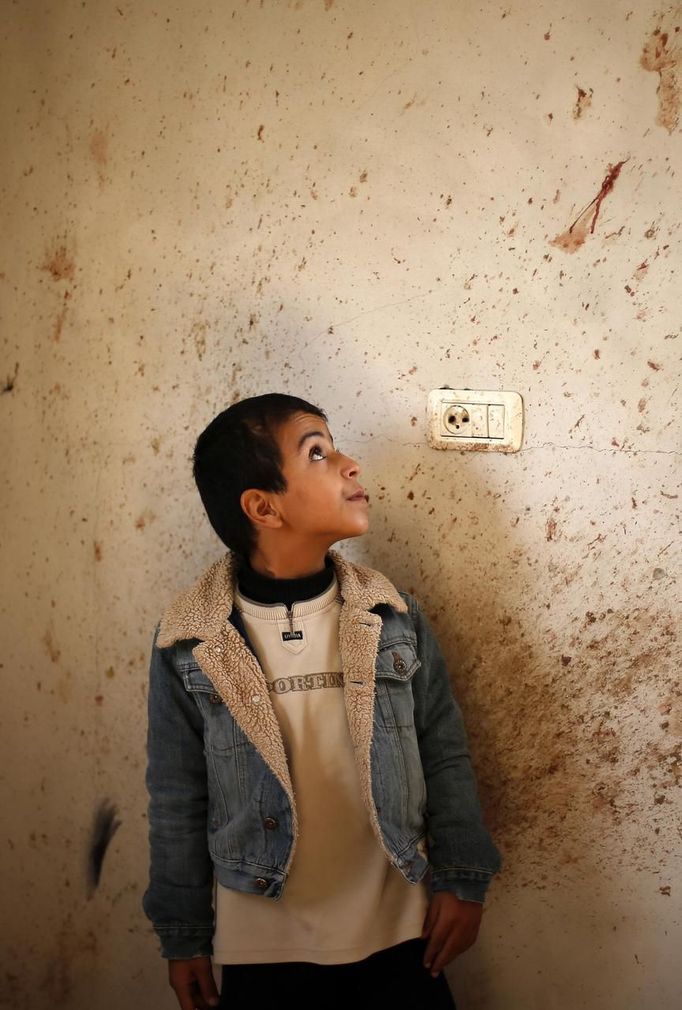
[192,393,328,563]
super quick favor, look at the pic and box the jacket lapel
[191,623,297,834]
[338,606,388,856]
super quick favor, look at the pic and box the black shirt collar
[235,553,335,607]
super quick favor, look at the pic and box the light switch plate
[427,388,524,452]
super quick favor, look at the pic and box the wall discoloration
[640,10,681,133]
[461,603,680,872]
[191,319,209,360]
[41,915,98,1005]
[573,85,593,119]
[41,244,76,283]
[551,160,629,252]
[89,128,110,187]
[134,509,157,530]
[42,627,61,664]
[51,293,70,343]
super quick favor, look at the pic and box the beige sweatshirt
[212,574,429,965]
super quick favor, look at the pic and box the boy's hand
[168,956,219,1010]
[421,891,483,978]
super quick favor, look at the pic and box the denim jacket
[143,548,502,959]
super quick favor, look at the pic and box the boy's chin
[324,524,369,545]
[340,519,370,539]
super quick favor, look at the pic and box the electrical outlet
[428,388,524,452]
[443,404,472,437]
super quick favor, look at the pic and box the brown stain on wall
[41,245,75,282]
[52,292,71,343]
[41,242,75,341]
[551,159,628,252]
[40,914,98,1004]
[573,86,593,119]
[42,627,61,663]
[89,128,109,186]
[472,603,680,882]
[191,320,209,360]
[56,670,73,703]
[640,13,681,134]
[134,509,157,530]
[634,259,650,281]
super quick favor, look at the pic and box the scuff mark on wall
[89,128,110,187]
[52,291,71,343]
[87,800,121,895]
[2,361,19,393]
[640,11,681,133]
[551,159,629,252]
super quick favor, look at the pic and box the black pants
[218,937,456,1009]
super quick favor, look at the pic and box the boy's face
[258,411,370,547]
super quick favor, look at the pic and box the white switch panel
[427,388,524,452]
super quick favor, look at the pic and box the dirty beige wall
[1,0,680,1007]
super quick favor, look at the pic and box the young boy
[143,393,501,1010]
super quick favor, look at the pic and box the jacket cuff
[156,928,214,960]
[429,870,492,904]
[432,878,488,903]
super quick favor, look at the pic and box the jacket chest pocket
[182,666,248,754]
[373,639,421,728]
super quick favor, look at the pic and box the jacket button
[208,693,222,705]
[263,817,278,830]
[392,653,407,672]
[251,694,261,705]
[255,877,269,889]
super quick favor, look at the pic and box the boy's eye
[309,442,337,461]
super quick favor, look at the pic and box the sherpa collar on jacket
[157,547,407,647]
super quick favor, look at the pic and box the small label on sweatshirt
[281,629,304,642]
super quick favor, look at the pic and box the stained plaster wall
[0,1,680,1007]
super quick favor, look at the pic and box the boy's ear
[240,489,283,529]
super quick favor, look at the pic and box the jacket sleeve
[142,622,215,958]
[408,596,502,902]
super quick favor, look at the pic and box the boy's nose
[343,455,360,476]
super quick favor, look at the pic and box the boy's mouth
[347,489,369,503]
